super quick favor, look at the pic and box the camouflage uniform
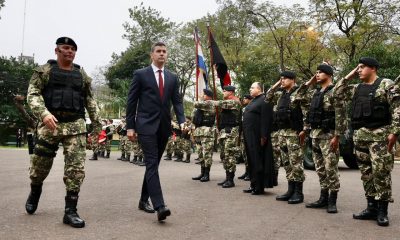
[192,100,216,181]
[175,121,193,162]
[165,136,175,159]
[295,83,341,193]
[333,77,400,202]
[105,123,115,157]
[27,61,101,192]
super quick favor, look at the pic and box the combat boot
[89,153,98,161]
[25,183,42,214]
[131,156,138,164]
[164,154,172,160]
[138,157,146,166]
[174,154,183,162]
[105,151,110,158]
[63,191,85,228]
[117,153,125,160]
[100,151,105,158]
[184,154,191,163]
[238,167,248,180]
[327,191,338,213]
[125,154,131,162]
[306,189,329,208]
[276,181,295,201]
[217,171,228,186]
[222,172,235,188]
[273,170,279,186]
[200,167,210,182]
[353,197,378,220]
[377,201,389,226]
[288,182,304,204]
[243,173,250,181]
[192,166,205,180]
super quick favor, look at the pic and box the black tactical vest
[42,60,85,120]
[275,87,303,132]
[351,78,391,130]
[219,108,240,130]
[307,85,335,131]
[193,108,215,127]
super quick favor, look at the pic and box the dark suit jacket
[126,65,185,136]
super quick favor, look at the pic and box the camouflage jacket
[192,100,216,137]
[266,87,302,137]
[294,83,344,139]
[333,77,400,141]
[27,62,101,137]
[212,99,241,139]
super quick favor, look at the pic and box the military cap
[359,57,379,69]
[223,85,236,92]
[243,94,253,100]
[56,37,77,51]
[317,64,334,76]
[203,89,213,97]
[280,71,296,80]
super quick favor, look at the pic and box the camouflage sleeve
[387,84,400,136]
[265,87,277,104]
[27,66,51,121]
[332,78,355,136]
[293,83,314,130]
[82,69,101,133]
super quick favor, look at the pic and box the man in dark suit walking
[126,42,185,222]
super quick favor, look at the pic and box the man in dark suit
[126,42,185,222]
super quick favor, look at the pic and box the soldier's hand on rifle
[127,129,137,142]
[43,114,58,131]
[344,65,360,81]
[329,135,339,152]
[306,74,317,86]
[299,130,306,146]
[387,134,398,153]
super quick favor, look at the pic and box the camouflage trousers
[132,139,143,158]
[120,136,132,155]
[312,138,340,192]
[219,128,240,173]
[271,136,281,172]
[166,137,175,156]
[105,138,111,151]
[278,135,305,182]
[175,137,191,156]
[240,137,248,168]
[197,136,214,167]
[195,140,203,160]
[29,133,86,192]
[354,140,394,202]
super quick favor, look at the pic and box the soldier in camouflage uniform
[334,57,400,226]
[131,137,145,166]
[104,119,115,158]
[266,71,305,204]
[116,118,128,161]
[294,64,341,213]
[175,117,193,163]
[171,120,185,162]
[25,37,101,228]
[215,85,242,188]
[238,95,253,181]
[164,123,175,161]
[192,89,216,182]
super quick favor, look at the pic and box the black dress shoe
[157,207,171,221]
[243,187,254,193]
[251,189,265,195]
[138,201,155,213]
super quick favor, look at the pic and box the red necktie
[158,69,164,98]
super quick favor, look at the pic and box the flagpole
[207,23,217,101]
[194,27,199,101]
[207,22,219,128]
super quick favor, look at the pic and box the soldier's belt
[52,112,84,123]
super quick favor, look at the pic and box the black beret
[203,89,213,97]
[359,57,379,69]
[56,37,77,51]
[280,71,296,79]
[223,85,236,92]
[243,94,253,100]
[317,64,334,76]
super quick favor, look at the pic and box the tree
[0,0,5,19]
[310,0,400,63]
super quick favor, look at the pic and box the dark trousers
[138,127,169,210]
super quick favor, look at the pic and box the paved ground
[0,148,399,240]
